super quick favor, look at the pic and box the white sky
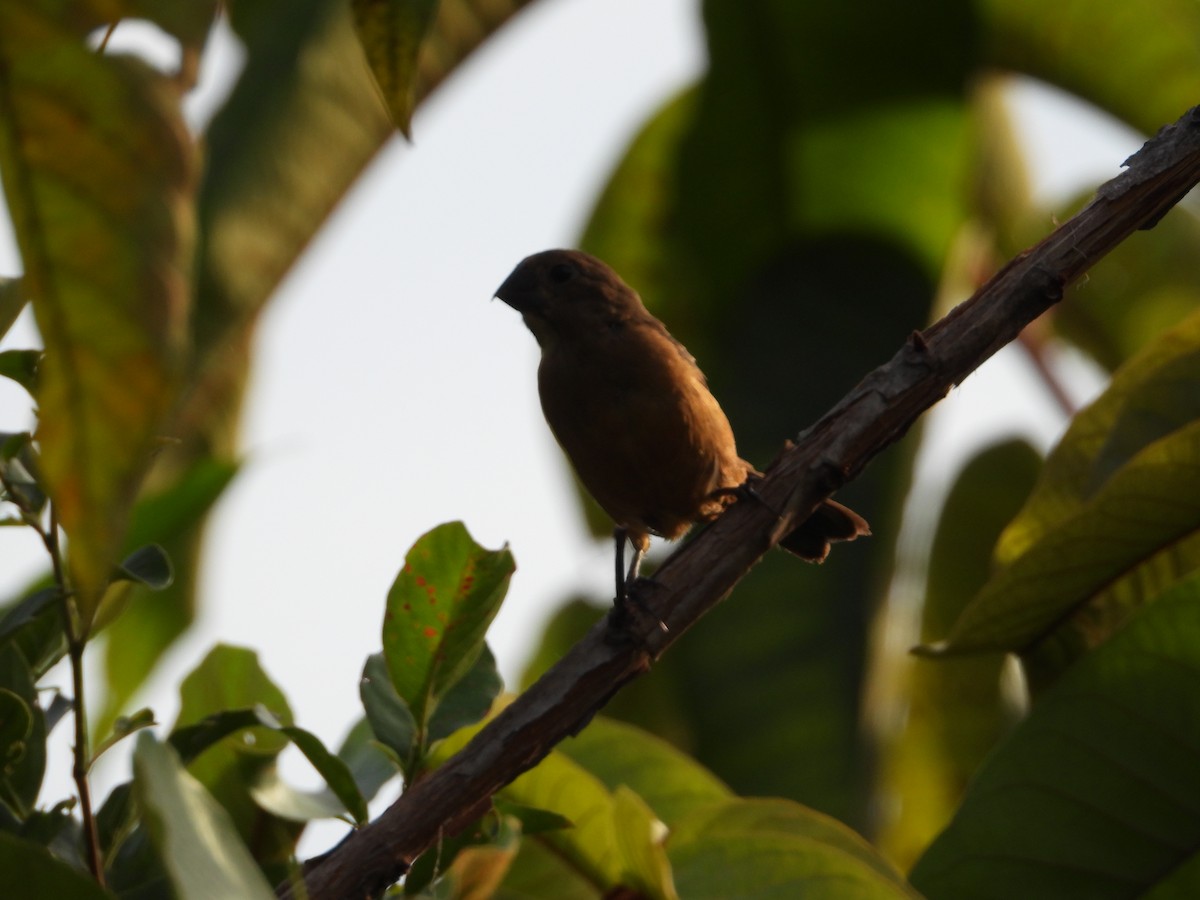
[0,0,1145,854]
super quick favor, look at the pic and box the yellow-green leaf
[351,0,439,137]
[0,0,193,614]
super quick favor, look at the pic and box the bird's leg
[614,526,630,603]
[609,528,666,634]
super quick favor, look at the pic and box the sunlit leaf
[382,521,512,761]
[925,314,1200,669]
[669,798,918,899]
[912,574,1200,899]
[612,786,677,900]
[405,809,519,897]
[0,0,195,614]
[925,419,1200,661]
[1000,311,1200,558]
[980,0,1200,134]
[503,749,621,889]
[558,717,731,827]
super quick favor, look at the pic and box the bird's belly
[539,364,741,539]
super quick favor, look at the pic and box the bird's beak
[494,268,541,315]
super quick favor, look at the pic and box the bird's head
[495,249,643,348]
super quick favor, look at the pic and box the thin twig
[96,21,118,54]
[1017,326,1078,418]
[40,504,105,886]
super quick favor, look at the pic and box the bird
[495,249,869,609]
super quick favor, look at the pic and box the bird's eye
[549,263,576,284]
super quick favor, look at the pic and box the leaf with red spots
[382,521,513,760]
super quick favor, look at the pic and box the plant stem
[40,504,106,886]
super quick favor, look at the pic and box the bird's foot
[606,577,668,640]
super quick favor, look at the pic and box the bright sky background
[0,0,1146,854]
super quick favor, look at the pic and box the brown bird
[495,249,868,605]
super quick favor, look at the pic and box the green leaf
[0,432,45,516]
[1000,306,1200,565]
[173,646,300,866]
[96,458,238,739]
[668,798,918,899]
[113,544,174,591]
[911,573,1200,899]
[0,277,25,341]
[169,708,271,764]
[0,350,39,395]
[558,717,731,827]
[405,810,519,897]
[924,313,1200,669]
[0,688,34,804]
[426,642,502,743]
[0,644,45,816]
[382,521,513,757]
[0,588,58,647]
[133,732,276,900]
[360,651,417,760]
[1054,194,1200,371]
[195,0,390,362]
[351,0,439,137]
[175,645,293,751]
[612,786,677,900]
[249,769,349,823]
[979,0,1200,135]
[91,707,156,763]
[278,724,368,824]
[491,798,572,836]
[335,717,400,803]
[170,707,367,825]
[501,749,621,889]
[0,831,113,900]
[0,584,64,679]
[941,421,1200,660]
[410,0,541,102]
[878,441,1038,867]
[0,0,194,615]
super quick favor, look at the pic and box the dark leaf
[113,544,174,592]
[0,350,39,395]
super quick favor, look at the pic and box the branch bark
[280,105,1200,900]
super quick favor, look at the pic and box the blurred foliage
[0,0,1199,897]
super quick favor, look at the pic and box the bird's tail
[778,499,870,563]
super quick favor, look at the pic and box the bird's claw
[607,577,668,639]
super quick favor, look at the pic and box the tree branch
[281,105,1200,900]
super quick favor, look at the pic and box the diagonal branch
[281,105,1200,900]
